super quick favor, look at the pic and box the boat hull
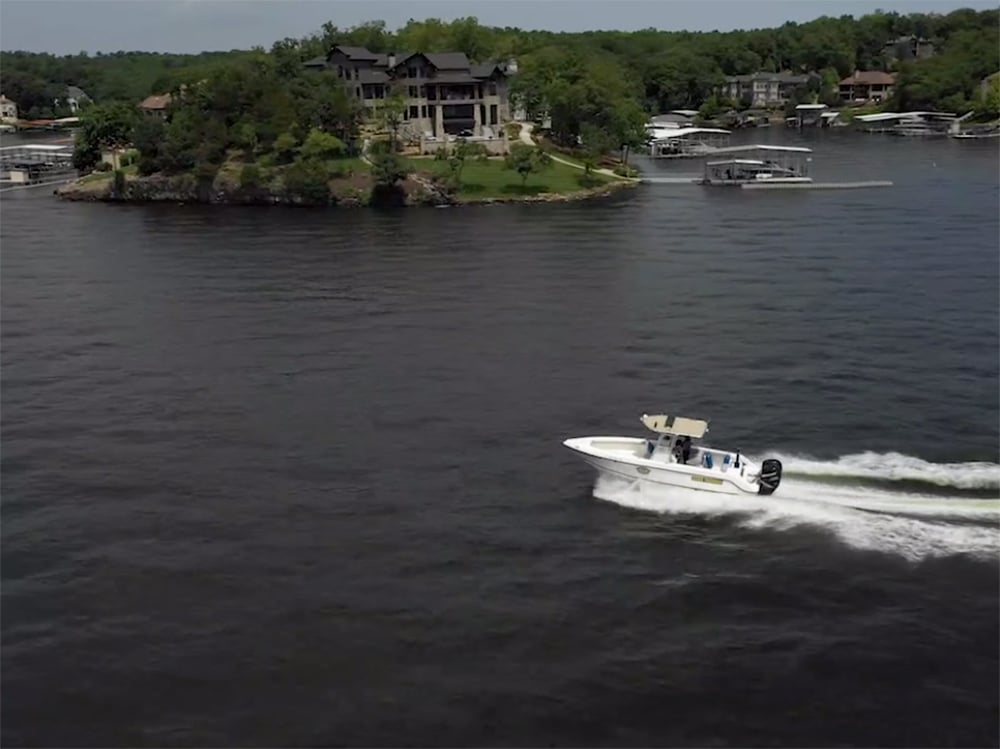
[563,436,766,495]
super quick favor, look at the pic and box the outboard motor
[757,459,782,496]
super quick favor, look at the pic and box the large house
[839,71,897,103]
[138,93,172,119]
[722,73,814,108]
[0,94,17,121]
[304,45,512,140]
[882,35,935,64]
[56,85,92,114]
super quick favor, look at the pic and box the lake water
[2,131,998,747]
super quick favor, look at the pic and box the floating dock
[742,180,893,190]
[639,176,893,189]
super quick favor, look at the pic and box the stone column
[435,101,444,138]
[473,101,482,136]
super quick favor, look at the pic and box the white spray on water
[591,451,1000,562]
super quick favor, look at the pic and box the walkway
[515,122,630,179]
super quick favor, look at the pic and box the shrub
[112,169,127,199]
[284,158,331,204]
[240,164,261,189]
[95,161,112,172]
[272,131,299,165]
[299,129,347,161]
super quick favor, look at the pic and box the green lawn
[78,164,138,184]
[405,156,616,199]
[335,157,370,175]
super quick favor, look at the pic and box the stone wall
[420,135,509,156]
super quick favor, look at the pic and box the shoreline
[54,170,638,207]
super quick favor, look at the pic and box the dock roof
[707,144,813,155]
[650,127,730,140]
[855,111,957,122]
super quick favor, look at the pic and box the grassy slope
[405,156,615,199]
[78,164,138,184]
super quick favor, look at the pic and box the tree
[133,117,166,174]
[579,123,615,174]
[504,143,552,187]
[233,122,259,156]
[72,102,138,171]
[283,158,331,204]
[375,90,408,149]
[976,75,1000,120]
[447,138,488,182]
[299,128,347,161]
[369,150,407,187]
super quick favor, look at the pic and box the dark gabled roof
[358,69,390,84]
[303,56,328,68]
[470,63,504,79]
[373,52,414,67]
[424,52,470,70]
[840,70,896,86]
[332,45,379,61]
[389,51,436,71]
[726,72,812,84]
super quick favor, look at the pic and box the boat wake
[591,451,1000,561]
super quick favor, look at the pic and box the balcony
[426,85,480,102]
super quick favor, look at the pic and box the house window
[408,66,417,78]
[337,65,344,78]
[409,105,419,119]
[490,104,498,125]
[419,85,426,97]
[356,87,361,98]
[421,105,427,117]
[408,86,418,98]
[488,82,498,96]
[427,87,437,101]
[480,104,487,125]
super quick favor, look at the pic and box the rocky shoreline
[55,171,637,207]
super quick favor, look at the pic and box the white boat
[563,413,783,496]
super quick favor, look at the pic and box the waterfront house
[304,45,512,146]
[839,71,897,103]
[722,72,814,109]
[55,85,92,114]
[0,94,18,121]
[882,35,935,64]
[138,93,172,119]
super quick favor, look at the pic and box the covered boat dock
[647,127,731,158]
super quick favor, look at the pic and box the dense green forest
[3,8,997,120]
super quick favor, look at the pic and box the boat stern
[757,458,783,495]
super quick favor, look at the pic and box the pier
[741,180,894,190]
[638,175,894,189]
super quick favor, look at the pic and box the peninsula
[0,8,993,205]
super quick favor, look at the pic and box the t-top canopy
[641,414,709,438]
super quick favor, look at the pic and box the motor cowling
[757,459,782,495]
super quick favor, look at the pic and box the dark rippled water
[3,132,999,747]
